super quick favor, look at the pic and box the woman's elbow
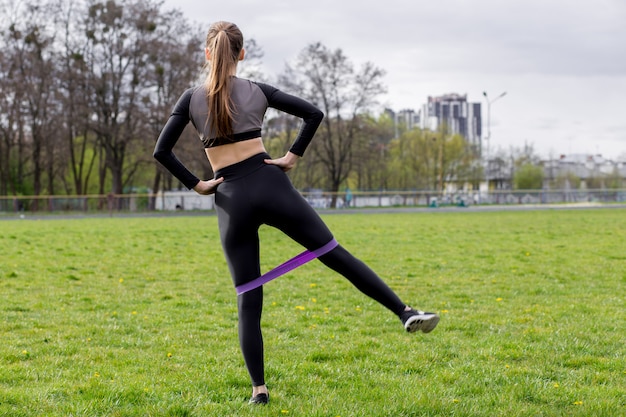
[312,109,324,124]
[153,148,166,162]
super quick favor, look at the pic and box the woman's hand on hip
[264,152,300,172]
[193,177,224,195]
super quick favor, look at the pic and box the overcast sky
[163,0,626,160]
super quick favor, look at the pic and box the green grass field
[1,209,625,416]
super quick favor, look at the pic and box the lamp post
[482,91,506,190]
[482,91,506,158]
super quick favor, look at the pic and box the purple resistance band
[235,238,338,295]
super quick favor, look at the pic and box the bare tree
[279,42,386,207]
[83,0,164,198]
[0,0,25,196]
[54,0,100,195]
[144,9,205,203]
[1,0,246,203]
[237,38,265,81]
[2,0,61,205]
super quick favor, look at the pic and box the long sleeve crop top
[153,77,324,189]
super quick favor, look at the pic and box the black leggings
[214,153,407,387]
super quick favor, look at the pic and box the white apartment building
[420,93,482,150]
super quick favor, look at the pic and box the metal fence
[2,189,626,216]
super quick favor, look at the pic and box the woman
[154,21,439,405]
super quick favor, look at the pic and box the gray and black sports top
[154,77,324,189]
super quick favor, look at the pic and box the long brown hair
[204,21,244,139]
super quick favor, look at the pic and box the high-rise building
[395,109,420,131]
[420,94,482,151]
[384,108,421,139]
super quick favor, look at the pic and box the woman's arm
[153,88,201,190]
[254,82,324,157]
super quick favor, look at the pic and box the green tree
[552,171,581,190]
[352,113,394,191]
[387,125,479,191]
[387,128,433,190]
[605,167,624,189]
[513,164,544,190]
[506,143,542,191]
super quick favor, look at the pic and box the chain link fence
[2,189,626,216]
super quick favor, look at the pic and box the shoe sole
[404,313,440,333]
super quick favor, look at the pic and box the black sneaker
[400,308,440,333]
[249,393,269,405]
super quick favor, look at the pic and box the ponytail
[204,22,244,139]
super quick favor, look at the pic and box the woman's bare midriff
[206,137,267,172]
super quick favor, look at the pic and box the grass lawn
[1,209,625,416]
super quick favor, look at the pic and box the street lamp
[482,91,506,158]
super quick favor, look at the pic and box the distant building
[384,108,421,138]
[387,94,482,151]
[542,154,624,188]
[485,153,625,191]
[395,109,420,130]
[420,94,482,151]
